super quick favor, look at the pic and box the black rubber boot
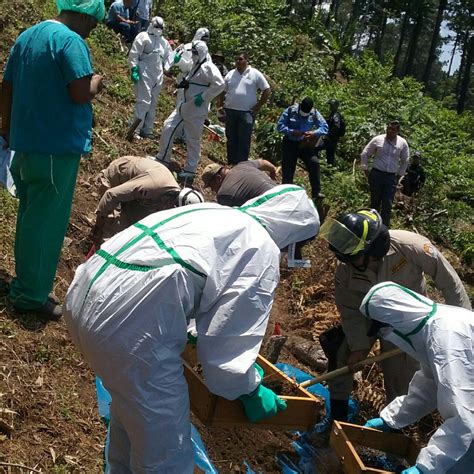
[330,398,348,422]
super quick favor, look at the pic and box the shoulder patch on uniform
[422,242,437,257]
[391,257,407,274]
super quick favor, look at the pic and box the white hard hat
[177,187,204,206]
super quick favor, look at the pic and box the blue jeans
[369,168,397,227]
[224,108,254,164]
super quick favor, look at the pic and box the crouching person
[64,185,320,472]
[362,282,473,474]
[91,155,203,244]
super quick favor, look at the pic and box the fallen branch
[0,461,42,473]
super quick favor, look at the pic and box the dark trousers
[281,138,321,198]
[368,168,397,227]
[316,138,338,165]
[224,108,254,164]
[106,20,137,43]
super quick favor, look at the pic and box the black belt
[372,168,396,176]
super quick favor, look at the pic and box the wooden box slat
[182,344,324,431]
[330,421,420,474]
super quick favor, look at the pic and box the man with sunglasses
[319,208,471,422]
[218,52,271,165]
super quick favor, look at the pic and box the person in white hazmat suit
[63,184,320,472]
[361,282,473,474]
[128,16,172,139]
[156,39,224,184]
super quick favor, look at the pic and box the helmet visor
[319,218,366,256]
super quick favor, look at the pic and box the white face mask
[151,27,163,36]
[299,109,310,117]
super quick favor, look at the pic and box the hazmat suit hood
[239,185,320,250]
[147,16,164,36]
[191,40,208,64]
[193,27,210,43]
[360,282,436,360]
[362,282,474,474]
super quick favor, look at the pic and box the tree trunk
[457,34,473,113]
[374,10,388,61]
[422,0,448,87]
[394,4,410,76]
[344,0,364,51]
[455,30,469,95]
[441,34,459,100]
[403,2,425,77]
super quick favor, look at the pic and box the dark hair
[235,52,250,61]
[388,120,400,129]
[300,97,314,113]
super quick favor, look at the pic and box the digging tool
[299,348,402,389]
[126,118,142,142]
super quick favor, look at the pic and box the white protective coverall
[128,17,172,137]
[360,282,474,474]
[156,40,224,177]
[64,185,320,473]
[162,28,211,143]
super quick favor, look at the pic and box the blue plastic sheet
[0,137,15,196]
[95,377,218,473]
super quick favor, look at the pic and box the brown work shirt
[96,155,180,228]
[335,230,472,352]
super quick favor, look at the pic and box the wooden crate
[330,421,420,474]
[182,344,325,431]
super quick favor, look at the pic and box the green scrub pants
[9,153,80,309]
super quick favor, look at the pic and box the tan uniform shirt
[96,156,180,227]
[335,230,472,352]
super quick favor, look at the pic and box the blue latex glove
[194,92,204,107]
[130,66,140,83]
[239,384,287,422]
[401,467,422,474]
[364,417,394,432]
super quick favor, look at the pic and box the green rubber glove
[194,92,204,107]
[187,332,198,345]
[254,363,264,379]
[239,384,287,422]
[173,52,182,64]
[130,66,140,83]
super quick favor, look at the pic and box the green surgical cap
[56,0,106,21]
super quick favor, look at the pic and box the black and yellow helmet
[320,209,388,262]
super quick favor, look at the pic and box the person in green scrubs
[0,0,105,319]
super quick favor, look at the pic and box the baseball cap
[202,163,223,187]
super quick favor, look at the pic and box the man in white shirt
[218,52,271,164]
[360,120,409,227]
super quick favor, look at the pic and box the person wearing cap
[64,184,319,472]
[156,40,224,185]
[277,97,328,206]
[319,208,471,422]
[317,99,345,166]
[360,120,410,227]
[202,159,277,207]
[362,283,473,474]
[400,151,426,197]
[106,0,139,43]
[91,155,183,244]
[217,52,271,165]
[211,50,228,78]
[0,0,105,319]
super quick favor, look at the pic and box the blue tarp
[95,377,218,473]
[96,362,359,474]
